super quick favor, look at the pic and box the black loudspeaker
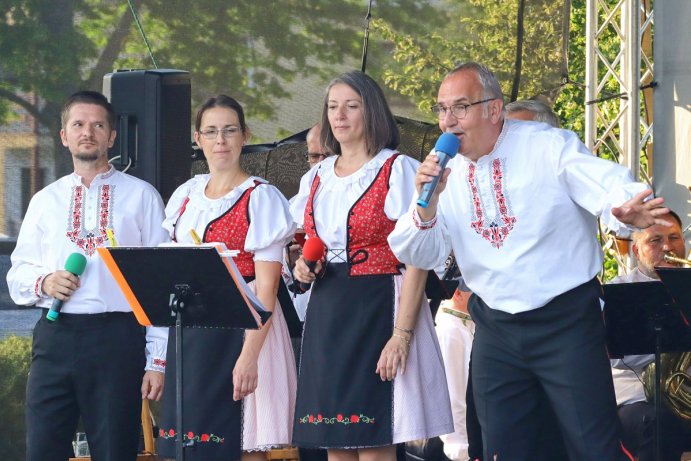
[103,69,191,202]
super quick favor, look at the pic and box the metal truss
[585,0,654,183]
[585,0,654,273]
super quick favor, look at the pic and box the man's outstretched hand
[611,189,670,229]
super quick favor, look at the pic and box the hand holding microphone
[45,253,87,321]
[416,132,460,208]
[294,237,326,293]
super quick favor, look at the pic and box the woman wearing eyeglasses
[157,95,297,461]
[290,72,453,461]
[305,122,330,168]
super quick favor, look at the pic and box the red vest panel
[203,181,261,277]
[304,154,402,276]
[173,181,261,278]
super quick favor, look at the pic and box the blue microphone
[417,133,460,208]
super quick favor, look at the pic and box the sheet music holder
[98,244,271,461]
[98,244,271,328]
[603,281,691,358]
[657,267,691,318]
[603,269,691,461]
[276,279,303,338]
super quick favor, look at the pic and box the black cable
[360,0,373,73]
[127,0,159,69]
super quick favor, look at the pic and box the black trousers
[26,311,146,461]
[469,279,634,461]
[466,357,569,461]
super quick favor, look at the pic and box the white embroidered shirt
[389,119,648,314]
[7,167,169,372]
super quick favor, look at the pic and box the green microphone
[46,253,87,322]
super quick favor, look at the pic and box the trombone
[663,251,691,267]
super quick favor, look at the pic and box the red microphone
[300,237,326,292]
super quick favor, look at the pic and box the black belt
[41,309,135,327]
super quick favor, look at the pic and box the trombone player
[609,210,691,461]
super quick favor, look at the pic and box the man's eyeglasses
[305,153,328,162]
[199,127,242,140]
[431,98,497,120]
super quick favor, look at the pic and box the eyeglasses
[198,127,242,140]
[431,98,497,120]
[305,153,328,162]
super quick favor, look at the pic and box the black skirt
[158,327,244,460]
[293,263,396,449]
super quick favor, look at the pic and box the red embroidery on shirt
[66,185,112,256]
[412,209,437,230]
[467,158,517,248]
[34,275,44,297]
[304,154,402,276]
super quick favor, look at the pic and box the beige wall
[654,0,691,251]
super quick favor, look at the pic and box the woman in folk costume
[158,95,297,461]
[291,71,453,461]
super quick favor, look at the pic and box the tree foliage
[0,0,455,175]
[373,0,633,282]
[552,0,587,137]
[0,0,637,279]
[1,6,443,118]
[0,336,31,461]
[372,0,565,119]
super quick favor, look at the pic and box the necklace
[334,153,368,177]
[205,171,246,199]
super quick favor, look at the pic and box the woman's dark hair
[195,94,248,134]
[320,71,399,157]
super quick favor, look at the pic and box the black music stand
[276,279,303,338]
[603,270,691,461]
[657,267,691,319]
[98,245,271,461]
[425,271,459,317]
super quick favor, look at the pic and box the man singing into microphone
[7,91,168,461]
[389,62,671,461]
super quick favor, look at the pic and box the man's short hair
[306,123,321,145]
[61,91,117,131]
[666,210,683,228]
[632,209,684,242]
[446,62,504,101]
[505,99,561,128]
